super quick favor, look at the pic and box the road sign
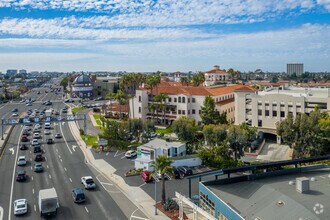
[67,115,75,121]
[98,139,108,145]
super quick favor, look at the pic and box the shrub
[79,128,84,135]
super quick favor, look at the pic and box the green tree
[154,93,169,125]
[192,72,205,86]
[146,74,161,94]
[200,96,222,125]
[151,155,173,204]
[202,124,215,146]
[60,77,69,91]
[227,125,249,160]
[172,116,196,141]
[180,76,190,86]
[106,92,116,116]
[114,90,128,119]
[147,103,157,120]
[127,118,143,142]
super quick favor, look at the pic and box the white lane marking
[99,182,113,186]
[58,155,61,159]
[31,176,33,181]
[0,206,3,220]
[49,174,52,179]
[32,188,35,194]
[47,165,49,169]
[62,122,65,125]
[72,145,77,152]
[56,148,58,152]
[30,150,31,154]
[106,152,109,156]
[30,158,32,161]
[64,167,67,171]
[59,121,73,154]
[60,159,62,162]
[85,207,89,213]
[121,155,126,159]
[8,129,23,220]
[34,204,36,212]
[130,209,150,220]
[30,166,32,170]
[45,157,47,161]
[138,183,146,188]
[114,151,125,157]
[9,147,14,155]
[69,178,72,182]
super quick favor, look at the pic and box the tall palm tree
[106,92,116,116]
[113,90,128,119]
[151,155,173,204]
[155,93,169,125]
[147,103,157,120]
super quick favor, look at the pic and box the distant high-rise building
[287,63,304,75]
[19,69,27,74]
[6,69,17,74]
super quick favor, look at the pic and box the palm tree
[106,92,116,116]
[147,103,157,120]
[112,90,128,119]
[151,155,173,204]
[155,93,169,125]
[180,76,190,86]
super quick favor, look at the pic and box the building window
[192,98,196,103]
[265,110,269,116]
[273,111,277,117]
[182,97,185,103]
[178,110,181,114]
[138,107,141,113]
[188,110,190,114]
[258,109,262,115]
[265,103,269,107]
[138,96,141,102]
[200,192,215,217]
[192,109,195,114]
[281,111,285,117]
[272,103,277,107]
[178,97,181,103]
[182,110,185,115]
[188,98,190,103]
[174,98,177,102]
[199,110,201,114]
[258,120,262,127]
[168,97,171,102]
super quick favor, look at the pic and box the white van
[45,122,51,129]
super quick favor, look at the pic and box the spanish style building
[204,65,229,87]
[130,80,254,125]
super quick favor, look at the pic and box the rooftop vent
[276,201,285,207]
[289,181,295,185]
[296,177,309,193]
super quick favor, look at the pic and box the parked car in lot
[81,176,96,189]
[177,166,193,176]
[125,150,137,158]
[16,171,27,181]
[171,168,183,179]
[72,188,86,203]
[17,156,27,166]
[34,163,43,172]
[20,144,28,150]
[12,108,18,112]
[156,171,170,180]
[34,153,42,162]
[12,113,19,117]
[14,198,28,215]
[141,171,153,182]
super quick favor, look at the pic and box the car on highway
[81,176,96,189]
[17,156,27,166]
[55,133,62,138]
[72,188,86,203]
[34,163,43,172]
[33,133,41,139]
[34,153,42,162]
[34,145,42,153]
[22,130,30,136]
[62,109,68,113]
[32,139,39,146]
[46,138,53,144]
[125,150,137,158]
[16,171,27,181]
[177,166,193,176]
[14,198,28,215]
[45,122,51,129]
[21,136,29,142]
[141,171,153,183]
[20,144,28,150]
[44,130,51,135]
[26,102,32,106]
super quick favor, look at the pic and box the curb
[0,126,15,159]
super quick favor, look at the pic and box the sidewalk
[68,110,170,220]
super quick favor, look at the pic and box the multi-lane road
[0,79,142,220]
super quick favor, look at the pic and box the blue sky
[0,0,329,73]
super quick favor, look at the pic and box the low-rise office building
[93,76,119,99]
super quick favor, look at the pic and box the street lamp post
[154,179,158,215]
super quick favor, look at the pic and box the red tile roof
[205,69,228,75]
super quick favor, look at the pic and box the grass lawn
[156,126,172,134]
[93,114,102,126]
[81,135,98,146]
[72,107,86,114]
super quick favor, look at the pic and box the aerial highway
[0,78,134,220]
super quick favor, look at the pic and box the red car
[22,131,30,136]
[141,171,153,183]
[21,136,28,142]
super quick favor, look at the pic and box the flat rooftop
[205,167,330,220]
[140,138,185,150]
[258,87,329,98]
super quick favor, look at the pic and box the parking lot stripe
[34,204,36,212]
[69,178,72,182]
[84,207,89,213]
[138,183,146,188]
[64,167,67,171]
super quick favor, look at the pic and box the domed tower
[71,74,93,98]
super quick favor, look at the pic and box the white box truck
[38,188,59,217]
[45,109,52,117]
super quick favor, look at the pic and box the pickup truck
[38,188,59,217]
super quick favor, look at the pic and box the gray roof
[140,138,185,150]
[205,168,330,220]
[73,75,91,84]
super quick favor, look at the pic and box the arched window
[182,97,186,103]
[178,97,181,103]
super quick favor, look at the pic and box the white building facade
[235,86,330,132]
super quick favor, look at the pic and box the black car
[34,153,42,162]
[177,166,193,176]
[171,168,182,179]
[34,146,41,153]
[46,138,53,144]
[12,108,18,112]
[16,170,27,182]
[20,144,28,150]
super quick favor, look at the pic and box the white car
[17,156,27,166]
[33,133,41,139]
[44,130,51,135]
[125,150,137,158]
[81,176,96,189]
[31,139,39,146]
[14,199,27,215]
[12,113,19,117]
